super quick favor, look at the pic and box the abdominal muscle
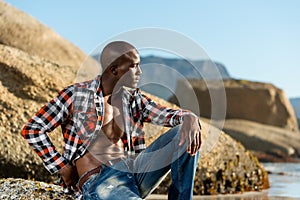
[75,117,126,178]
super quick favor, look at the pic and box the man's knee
[167,124,182,139]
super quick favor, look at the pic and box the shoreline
[147,190,297,200]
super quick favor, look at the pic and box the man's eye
[130,64,138,68]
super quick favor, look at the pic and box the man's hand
[59,164,79,192]
[179,113,202,156]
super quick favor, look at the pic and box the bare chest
[101,100,123,142]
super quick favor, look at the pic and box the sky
[4,0,300,98]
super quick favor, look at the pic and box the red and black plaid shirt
[22,75,189,174]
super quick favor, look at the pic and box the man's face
[116,50,142,89]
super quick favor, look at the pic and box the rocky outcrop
[172,79,298,132]
[0,44,76,182]
[0,178,73,199]
[0,1,88,68]
[143,102,270,194]
[0,1,269,197]
[214,119,300,162]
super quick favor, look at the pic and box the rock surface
[216,119,300,162]
[0,1,269,198]
[0,44,75,182]
[172,79,298,132]
[0,0,87,69]
[144,107,270,195]
[0,178,73,200]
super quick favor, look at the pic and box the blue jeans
[81,125,200,200]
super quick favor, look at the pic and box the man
[22,41,201,200]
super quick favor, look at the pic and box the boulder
[215,119,300,162]
[0,44,75,182]
[0,1,88,69]
[172,79,298,132]
[144,95,269,195]
[0,178,73,199]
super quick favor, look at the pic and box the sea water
[262,162,300,199]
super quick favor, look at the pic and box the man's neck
[100,74,118,97]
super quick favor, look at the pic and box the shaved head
[100,41,139,72]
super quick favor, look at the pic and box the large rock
[143,97,270,194]
[0,44,76,182]
[0,178,73,199]
[172,79,298,132]
[215,119,300,162]
[0,1,88,69]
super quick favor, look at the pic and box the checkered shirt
[21,75,189,175]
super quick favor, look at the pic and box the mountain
[140,55,230,79]
[92,54,231,100]
[139,56,231,100]
[290,98,300,129]
[290,98,300,117]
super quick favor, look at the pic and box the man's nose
[137,65,142,75]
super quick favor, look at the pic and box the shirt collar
[94,75,102,97]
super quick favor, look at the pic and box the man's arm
[140,94,188,126]
[140,94,202,155]
[21,87,75,172]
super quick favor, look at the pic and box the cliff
[170,79,300,161]
[171,79,298,132]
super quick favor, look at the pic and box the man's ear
[109,65,118,76]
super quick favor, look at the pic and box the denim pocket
[81,173,98,192]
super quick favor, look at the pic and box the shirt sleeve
[140,93,194,127]
[21,86,74,174]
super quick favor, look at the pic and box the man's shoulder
[58,80,91,92]
[57,77,97,100]
[72,76,100,93]
[73,79,94,89]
